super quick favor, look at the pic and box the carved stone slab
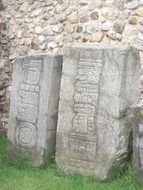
[8,54,62,167]
[56,45,140,180]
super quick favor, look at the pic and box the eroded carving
[15,122,37,148]
[69,134,96,170]
[15,59,43,148]
[69,52,103,168]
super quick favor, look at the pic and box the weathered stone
[90,11,99,20]
[124,25,138,43]
[64,33,73,42]
[68,11,78,23]
[88,1,103,10]
[19,2,29,12]
[42,26,54,36]
[113,0,126,10]
[30,8,43,17]
[72,32,80,40]
[101,22,113,31]
[8,54,63,167]
[55,34,64,45]
[48,41,58,49]
[106,31,122,41]
[79,0,88,6]
[128,16,138,25]
[57,12,67,22]
[120,9,132,19]
[133,104,143,183]
[135,6,143,16]
[140,0,143,6]
[138,17,143,40]
[125,0,139,9]
[0,89,5,97]
[139,18,143,25]
[31,41,39,50]
[89,31,104,42]
[76,25,83,33]
[48,17,58,25]
[38,35,46,44]
[64,22,74,33]
[42,14,51,21]
[35,26,42,34]
[52,24,64,33]
[16,31,23,39]
[56,0,63,4]
[102,7,119,21]
[113,20,126,34]
[79,8,89,23]
[86,22,101,34]
[39,44,47,50]
[56,45,140,181]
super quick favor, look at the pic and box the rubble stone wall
[0,0,11,129]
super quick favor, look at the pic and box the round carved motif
[15,122,37,148]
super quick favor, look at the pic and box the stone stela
[56,45,140,180]
[8,54,62,167]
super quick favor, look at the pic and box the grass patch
[0,134,143,190]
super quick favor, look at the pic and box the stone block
[56,45,140,180]
[8,54,62,167]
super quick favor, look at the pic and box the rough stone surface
[0,0,10,130]
[56,45,140,181]
[8,54,62,167]
[125,0,139,10]
[133,63,143,183]
[1,0,142,59]
[130,17,143,50]
[133,105,143,183]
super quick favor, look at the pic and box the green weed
[0,134,143,190]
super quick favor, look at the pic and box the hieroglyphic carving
[69,51,102,169]
[15,122,37,148]
[69,134,96,170]
[15,59,43,148]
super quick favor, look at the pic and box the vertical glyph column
[8,54,62,167]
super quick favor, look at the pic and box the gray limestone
[56,45,140,180]
[113,0,126,10]
[8,54,62,167]
[125,0,139,10]
[133,98,143,182]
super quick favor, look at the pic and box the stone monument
[8,54,62,167]
[56,44,140,180]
